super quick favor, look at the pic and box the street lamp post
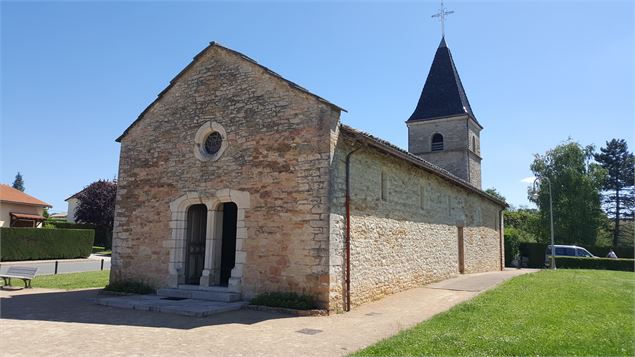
[533,177,556,270]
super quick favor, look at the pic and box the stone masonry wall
[112,44,339,307]
[407,115,469,181]
[329,135,502,310]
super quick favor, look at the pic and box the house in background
[65,189,85,223]
[0,184,52,228]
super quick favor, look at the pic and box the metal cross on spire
[431,1,454,38]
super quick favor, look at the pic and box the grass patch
[354,270,634,356]
[1,270,110,290]
[250,292,318,310]
[92,246,112,255]
[104,280,155,295]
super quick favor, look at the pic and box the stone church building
[112,37,505,312]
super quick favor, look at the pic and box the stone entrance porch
[165,189,250,294]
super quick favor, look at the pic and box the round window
[204,132,223,155]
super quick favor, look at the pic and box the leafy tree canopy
[594,139,634,247]
[529,140,606,246]
[75,180,117,231]
[12,172,24,192]
[485,188,507,203]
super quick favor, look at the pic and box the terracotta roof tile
[0,184,51,207]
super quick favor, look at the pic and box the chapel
[112,34,505,312]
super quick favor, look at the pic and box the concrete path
[0,269,537,357]
[0,254,111,276]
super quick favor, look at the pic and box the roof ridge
[338,124,506,207]
[116,42,346,142]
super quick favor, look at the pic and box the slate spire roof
[408,37,480,126]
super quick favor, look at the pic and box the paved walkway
[0,254,111,276]
[0,269,537,357]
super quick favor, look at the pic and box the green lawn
[92,246,112,256]
[1,270,110,290]
[355,270,634,356]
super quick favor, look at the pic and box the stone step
[157,288,241,302]
[94,295,247,317]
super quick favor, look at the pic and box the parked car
[545,245,597,267]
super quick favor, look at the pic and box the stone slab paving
[0,269,537,357]
[94,295,247,317]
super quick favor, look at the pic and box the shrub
[504,234,519,267]
[0,227,94,261]
[250,292,318,310]
[104,280,155,295]
[555,257,634,272]
[42,221,111,248]
[586,246,634,259]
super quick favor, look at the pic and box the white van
[545,245,597,267]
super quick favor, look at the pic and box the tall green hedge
[586,246,634,259]
[555,257,635,272]
[519,242,548,268]
[0,228,94,261]
[44,220,111,248]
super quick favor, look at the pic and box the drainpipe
[344,147,360,312]
[498,208,504,270]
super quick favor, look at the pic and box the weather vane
[431,0,454,38]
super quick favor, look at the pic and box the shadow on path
[0,288,291,330]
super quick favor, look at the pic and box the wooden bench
[0,266,38,288]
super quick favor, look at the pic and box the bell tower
[406,35,482,188]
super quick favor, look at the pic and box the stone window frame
[431,133,444,152]
[166,189,250,292]
[194,121,228,162]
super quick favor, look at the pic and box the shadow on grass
[0,288,291,330]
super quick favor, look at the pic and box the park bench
[0,266,38,288]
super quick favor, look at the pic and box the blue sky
[1,1,633,213]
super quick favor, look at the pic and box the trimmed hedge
[587,246,634,259]
[44,220,111,249]
[1,227,94,261]
[519,242,548,268]
[555,257,635,272]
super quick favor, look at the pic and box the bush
[1,227,94,261]
[555,257,634,272]
[250,292,318,310]
[586,246,634,259]
[42,220,111,248]
[504,234,519,267]
[104,280,155,295]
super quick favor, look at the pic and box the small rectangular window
[381,171,388,201]
[447,196,452,217]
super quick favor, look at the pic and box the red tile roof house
[0,184,52,228]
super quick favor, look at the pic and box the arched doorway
[185,204,207,284]
[219,202,238,286]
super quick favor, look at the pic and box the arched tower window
[472,136,476,152]
[431,133,444,151]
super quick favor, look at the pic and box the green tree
[75,180,117,249]
[504,208,541,242]
[12,172,24,191]
[485,188,507,203]
[529,140,606,246]
[593,139,635,248]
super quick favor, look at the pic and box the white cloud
[520,176,536,184]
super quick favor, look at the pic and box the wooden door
[220,202,238,286]
[185,204,207,285]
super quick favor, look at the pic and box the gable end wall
[112,46,339,307]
